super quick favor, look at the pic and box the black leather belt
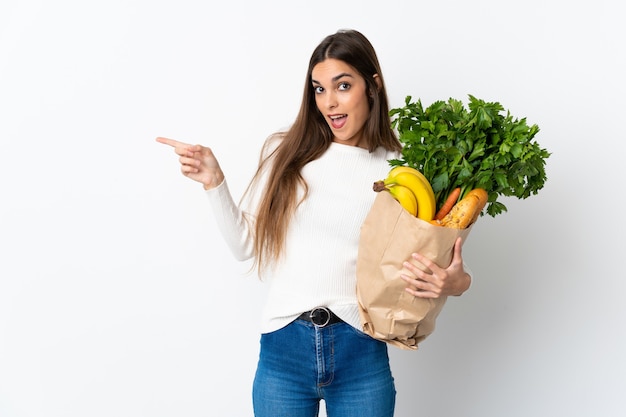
[298,307,342,327]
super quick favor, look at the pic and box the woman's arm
[156,137,254,261]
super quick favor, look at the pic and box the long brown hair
[246,29,401,275]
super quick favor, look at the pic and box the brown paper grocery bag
[356,191,473,350]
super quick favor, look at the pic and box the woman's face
[312,58,373,149]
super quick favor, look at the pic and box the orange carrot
[434,187,461,220]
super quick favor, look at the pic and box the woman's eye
[314,86,324,94]
[338,82,351,91]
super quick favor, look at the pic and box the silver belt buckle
[309,307,331,327]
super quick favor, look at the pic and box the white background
[1,1,624,416]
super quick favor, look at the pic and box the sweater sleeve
[204,133,281,263]
[205,179,255,261]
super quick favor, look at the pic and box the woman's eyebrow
[311,72,354,84]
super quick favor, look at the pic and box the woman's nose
[325,91,338,109]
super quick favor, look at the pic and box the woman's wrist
[203,172,225,190]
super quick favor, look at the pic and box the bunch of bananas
[373,166,436,221]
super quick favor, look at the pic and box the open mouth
[329,114,347,129]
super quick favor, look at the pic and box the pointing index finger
[156,137,184,147]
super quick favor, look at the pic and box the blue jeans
[252,318,396,417]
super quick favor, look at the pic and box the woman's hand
[156,137,225,190]
[400,237,471,298]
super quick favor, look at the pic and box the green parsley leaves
[389,95,551,217]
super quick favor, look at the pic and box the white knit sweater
[206,142,402,333]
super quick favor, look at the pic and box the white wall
[1,1,624,416]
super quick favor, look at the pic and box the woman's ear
[372,74,382,91]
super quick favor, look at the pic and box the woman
[157,29,471,417]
